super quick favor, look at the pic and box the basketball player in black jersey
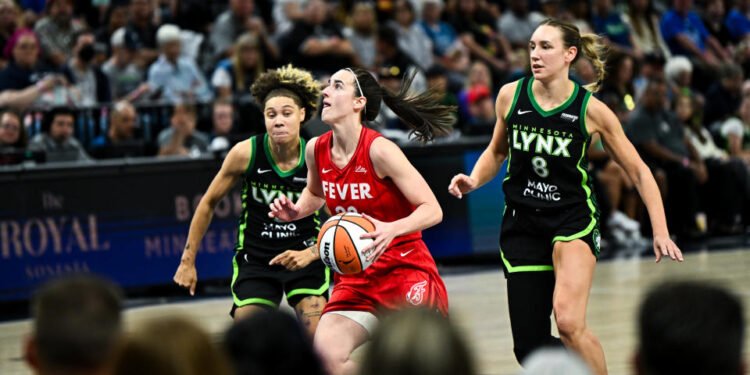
[449,19,683,375]
[174,65,328,336]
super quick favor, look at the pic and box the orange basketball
[317,213,376,274]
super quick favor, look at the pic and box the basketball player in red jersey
[268,68,455,375]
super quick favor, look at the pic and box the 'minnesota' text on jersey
[503,77,597,211]
[235,134,320,258]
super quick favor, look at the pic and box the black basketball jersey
[503,77,598,212]
[235,134,320,258]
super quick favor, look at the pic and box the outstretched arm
[448,80,515,198]
[588,97,683,262]
[174,141,250,294]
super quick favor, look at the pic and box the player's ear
[299,107,306,122]
[565,46,577,63]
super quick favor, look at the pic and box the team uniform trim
[236,136,257,251]
[263,133,307,178]
[527,77,580,117]
[286,267,331,299]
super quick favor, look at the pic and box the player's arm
[269,138,327,270]
[358,138,442,261]
[174,141,250,294]
[448,81,515,198]
[587,97,683,263]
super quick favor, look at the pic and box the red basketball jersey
[314,126,421,246]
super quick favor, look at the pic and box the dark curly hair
[250,65,321,124]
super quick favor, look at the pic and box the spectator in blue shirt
[660,0,728,67]
[147,24,213,104]
[725,1,750,44]
[592,0,640,58]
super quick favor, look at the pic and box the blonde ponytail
[579,33,607,93]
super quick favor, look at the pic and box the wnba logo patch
[406,280,428,305]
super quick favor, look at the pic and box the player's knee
[554,309,585,339]
[313,336,348,374]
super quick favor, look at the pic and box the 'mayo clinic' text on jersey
[503,77,598,212]
[236,134,320,259]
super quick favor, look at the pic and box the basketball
[317,213,376,274]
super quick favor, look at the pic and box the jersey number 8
[531,156,549,178]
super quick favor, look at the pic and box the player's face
[321,70,365,124]
[529,25,576,81]
[264,95,304,145]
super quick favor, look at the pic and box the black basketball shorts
[499,205,601,275]
[230,249,330,316]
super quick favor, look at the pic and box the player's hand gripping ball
[317,213,376,274]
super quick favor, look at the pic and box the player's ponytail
[539,19,607,93]
[347,67,455,144]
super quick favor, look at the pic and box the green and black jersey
[235,134,321,259]
[503,77,598,213]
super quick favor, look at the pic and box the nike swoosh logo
[400,249,414,257]
[322,168,333,173]
[341,259,354,265]
[257,168,272,174]
[517,109,532,115]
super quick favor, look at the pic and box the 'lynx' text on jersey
[503,77,598,211]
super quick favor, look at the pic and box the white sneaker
[608,211,640,232]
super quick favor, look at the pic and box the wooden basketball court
[1,248,749,375]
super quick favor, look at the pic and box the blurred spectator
[157,103,209,156]
[720,95,750,163]
[420,0,469,74]
[520,348,593,375]
[0,110,26,150]
[459,61,494,121]
[634,281,745,375]
[703,0,733,50]
[565,0,594,34]
[148,24,213,104]
[209,99,234,152]
[28,107,92,162]
[664,55,693,97]
[623,0,671,58]
[207,0,278,73]
[465,83,494,135]
[593,0,641,58]
[0,29,66,110]
[61,29,112,106]
[126,0,159,68]
[725,0,750,44]
[279,0,355,77]
[103,27,147,101]
[33,0,82,68]
[633,52,666,101]
[426,65,459,126]
[676,94,748,233]
[95,3,129,58]
[224,310,324,375]
[660,0,728,67]
[497,0,545,49]
[24,276,123,375]
[388,0,433,71]
[212,32,263,100]
[376,26,425,92]
[360,309,475,375]
[90,101,148,158]
[272,0,306,39]
[704,63,743,128]
[626,78,705,237]
[342,2,378,70]
[600,52,637,122]
[115,316,230,375]
[0,0,19,69]
[539,0,564,19]
[448,0,512,74]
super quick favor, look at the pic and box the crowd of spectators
[23,275,745,375]
[1,0,749,243]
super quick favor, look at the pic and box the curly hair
[250,65,321,124]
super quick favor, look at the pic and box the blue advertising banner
[0,139,504,301]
